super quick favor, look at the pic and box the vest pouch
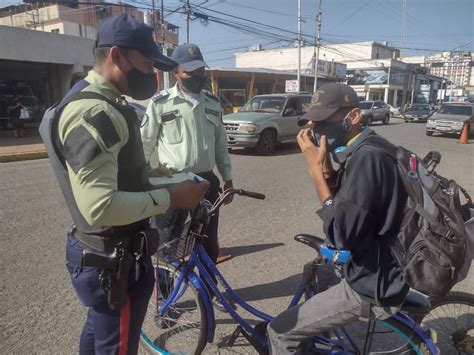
[136,229,159,256]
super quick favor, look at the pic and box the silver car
[426,103,473,136]
[359,101,391,125]
[223,93,312,155]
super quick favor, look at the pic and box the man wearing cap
[267,83,409,353]
[39,16,208,354]
[141,44,233,274]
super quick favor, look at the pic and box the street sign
[285,80,299,93]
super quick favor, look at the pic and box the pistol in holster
[81,247,133,311]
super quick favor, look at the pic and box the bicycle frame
[153,189,438,354]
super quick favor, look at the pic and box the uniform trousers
[66,233,154,355]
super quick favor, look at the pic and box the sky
[2,0,473,68]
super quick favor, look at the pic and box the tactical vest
[39,84,149,235]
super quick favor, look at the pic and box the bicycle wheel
[418,291,474,354]
[140,259,208,354]
[336,316,434,354]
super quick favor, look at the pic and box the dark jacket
[318,129,409,306]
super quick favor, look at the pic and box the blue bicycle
[140,188,438,354]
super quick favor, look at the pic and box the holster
[81,247,133,310]
[76,228,159,310]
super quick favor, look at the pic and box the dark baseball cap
[171,43,208,72]
[298,83,359,126]
[96,15,177,71]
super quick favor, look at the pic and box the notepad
[149,172,206,186]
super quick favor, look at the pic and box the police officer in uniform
[39,16,208,354]
[141,43,233,306]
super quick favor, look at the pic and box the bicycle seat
[400,289,431,315]
[294,234,324,251]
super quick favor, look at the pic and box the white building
[236,41,399,71]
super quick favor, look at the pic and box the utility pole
[400,0,407,57]
[161,0,170,89]
[151,0,161,91]
[185,0,190,43]
[297,0,302,92]
[313,0,322,93]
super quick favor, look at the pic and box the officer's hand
[223,180,234,205]
[148,166,173,178]
[168,180,209,209]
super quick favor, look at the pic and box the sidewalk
[0,129,47,163]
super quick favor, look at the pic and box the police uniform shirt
[59,70,170,227]
[141,84,232,182]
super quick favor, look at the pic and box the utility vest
[39,82,149,235]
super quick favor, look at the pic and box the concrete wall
[0,25,94,66]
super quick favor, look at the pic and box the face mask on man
[180,73,207,94]
[122,53,158,100]
[311,111,351,152]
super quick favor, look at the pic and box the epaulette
[204,90,219,102]
[151,90,170,103]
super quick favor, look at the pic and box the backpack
[387,146,473,298]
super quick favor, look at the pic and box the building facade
[0,1,180,122]
[235,42,446,107]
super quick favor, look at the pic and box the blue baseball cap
[96,15,177,71]
[171,43,208,72]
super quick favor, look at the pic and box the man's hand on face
[167,180,209,210]
[297,128,329,169]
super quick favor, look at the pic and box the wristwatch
[323,197,334,206]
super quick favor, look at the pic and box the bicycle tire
[417,291,474,354]
[140,259,208,354]
[371,316,433,354]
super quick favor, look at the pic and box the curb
[0,150,48,163]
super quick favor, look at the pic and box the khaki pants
[267,279,394,354]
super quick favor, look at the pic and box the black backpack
[383,145,473,298]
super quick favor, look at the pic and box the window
[51,28,60,34]
[284,98,299,115]
[298,96,312,113]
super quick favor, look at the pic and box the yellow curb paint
[0,150,48,163]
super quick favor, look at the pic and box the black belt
[71,226,134,253]
[196,171,217,181]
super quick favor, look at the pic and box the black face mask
[122,54,157,100]
[181,75,206,94]
[126,68,157,100]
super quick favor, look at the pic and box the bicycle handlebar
[233,189,266,200]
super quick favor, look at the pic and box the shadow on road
[233,264,341,302]
[220,243,285,258]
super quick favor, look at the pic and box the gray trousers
[267,279,394,354]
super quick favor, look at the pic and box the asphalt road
[1,118,473,354]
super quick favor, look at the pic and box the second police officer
[141,44,233,311]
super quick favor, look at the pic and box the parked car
[222,93,312,155]
[387,104,400,118]
[359,101,391,125]
[426,103,473,137]
[404,104,432,122]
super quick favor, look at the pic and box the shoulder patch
[152,90,170,103]
[63,125,102,174]
[85,110,120,148]
[204,91,219,102]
